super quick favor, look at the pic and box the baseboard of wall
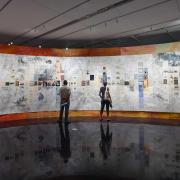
[0,111,180,128]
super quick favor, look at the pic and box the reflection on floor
[0,120,180,180]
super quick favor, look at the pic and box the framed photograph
[90,75,94,81]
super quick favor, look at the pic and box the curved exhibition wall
[0,42,180,122]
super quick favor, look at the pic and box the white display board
[0,52,180,114]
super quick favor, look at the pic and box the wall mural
[0,52,180,115]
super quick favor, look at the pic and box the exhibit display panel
[0,47,180,115]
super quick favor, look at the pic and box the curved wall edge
[0,41,180,57]
[1,42,180,125]
[0,111,180,128]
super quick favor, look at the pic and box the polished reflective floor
[0,120,180,180]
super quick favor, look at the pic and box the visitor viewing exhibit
[1,0,180,180]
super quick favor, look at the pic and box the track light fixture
[8,42,13,46]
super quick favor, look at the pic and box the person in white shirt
[99,82,112,121]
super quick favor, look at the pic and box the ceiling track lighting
[21,0,134,45]
[8,42,13,46]
[33,28,38,33]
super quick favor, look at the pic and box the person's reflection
[99,121,112,160]
[59,122,71,163]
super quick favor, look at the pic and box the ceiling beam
[41,0,173,47]
[6,0,90,43]
[18,0,134,45]
[0,0,13,13]
[71,17,180,48]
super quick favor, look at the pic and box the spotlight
[8,42,13,46]
[38,45,42,48]
[65,48,68,50]
[33,28,38,33]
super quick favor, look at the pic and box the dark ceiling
[0,0,180,49]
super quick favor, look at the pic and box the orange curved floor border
[0,111,180,128]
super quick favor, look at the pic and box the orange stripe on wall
[121,45,156,55]
[0,45,122,57]
[0,42,180,57]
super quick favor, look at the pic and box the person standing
[59,80,71,124]
[99,82,112,121]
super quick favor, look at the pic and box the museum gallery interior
[1,0,180,180]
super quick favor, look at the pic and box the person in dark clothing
[99,121,112,160]
[99,82,112,120]
[59,122,71,163]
